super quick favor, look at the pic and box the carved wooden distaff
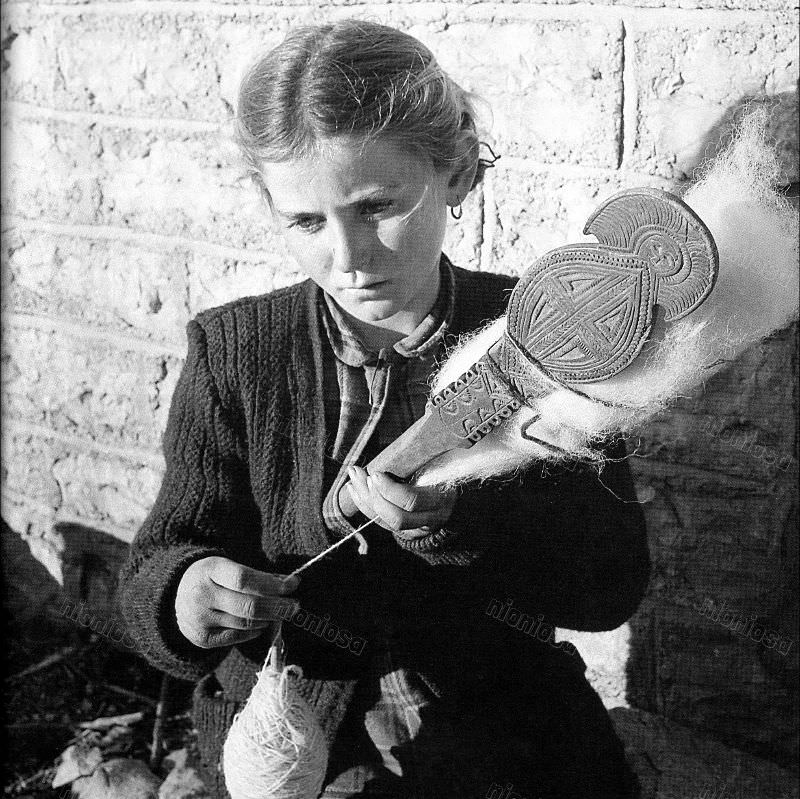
[338,187,718,516]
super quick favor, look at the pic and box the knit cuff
[391,484,487,554]
[120,544,228,681]
[391,525,461,552]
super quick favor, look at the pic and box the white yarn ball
[223,644,329,799]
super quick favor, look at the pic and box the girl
[120,20,649,799]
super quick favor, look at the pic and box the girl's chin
[338,295,400,322]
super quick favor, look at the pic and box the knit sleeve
[390,483,502,555]
[118,317,261,681]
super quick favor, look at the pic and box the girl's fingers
[208,558,299,595]
[203,627,264,649]
[369,471,452,512]
[212,588,299,622]
[206,610,276,631]
[347,466,456,531]
[346,466,378,519]
[364,472,440,531]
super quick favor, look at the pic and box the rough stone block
[622,321,798,766]
[188,251,287,317]
[2,113,104,223]
[427,18,623,168]
[4,10,622,169]
[628,599,798,768]
[2,9,285,123]
[630,327,797,487]
[4,113,282,252]
[2,322,182,450]
[557,624,631,709]
[3,8,619,168]
[612,706,799,798]
[1,7,59,107]
[3,231,190,343]
[2,430,163,536]
[628,17,799,181]
[488,165,673,275]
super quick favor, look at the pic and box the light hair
[235,20,483,198]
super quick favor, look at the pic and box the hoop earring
[450,196,463,220]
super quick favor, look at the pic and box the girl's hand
[175,556,300,649]
[346,465,457,535]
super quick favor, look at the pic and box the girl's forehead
[260,136,441,197]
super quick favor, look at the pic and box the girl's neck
[343,310,419,352]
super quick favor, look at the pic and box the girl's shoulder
[192,278,314,333]
[181,279,318,405]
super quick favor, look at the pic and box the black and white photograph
[1,1,798,797]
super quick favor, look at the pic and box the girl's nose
[330,222,365,275]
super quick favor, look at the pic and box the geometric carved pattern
[507,187,719,384]
[431,356,522,443]
[507,248,653,383]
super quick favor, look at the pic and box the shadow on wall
[1,518,133,661]
[678,92,798,188]
[624,91,799,770]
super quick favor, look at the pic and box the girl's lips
[346,280,386,289]
[344,280,387,291]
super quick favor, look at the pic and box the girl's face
[260,136,461,331]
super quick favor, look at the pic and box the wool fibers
[416,109,798,488]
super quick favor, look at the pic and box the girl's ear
[446,142,480,208]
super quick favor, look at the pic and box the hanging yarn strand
[289,516,378,578]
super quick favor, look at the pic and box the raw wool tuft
[223,637,329,799]
[417,110,799,488]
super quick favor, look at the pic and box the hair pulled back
[236,20,481,194]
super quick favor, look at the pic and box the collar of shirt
[320,255,456,368]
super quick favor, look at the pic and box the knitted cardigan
[118,263,650,792]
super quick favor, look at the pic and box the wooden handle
[337,346,525,519]
[337,409,466,517]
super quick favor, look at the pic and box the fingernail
[366,475,374,491]
[347,465,356,480]
[282,574,300,591]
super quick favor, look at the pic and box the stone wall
[2,0,797,768]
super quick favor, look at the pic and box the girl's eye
[289,216,323,232]
[361,200,394,220]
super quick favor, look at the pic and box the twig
[5,646,76,683]
[96,681,158,707]
[79,711,145,730]
[149,673,171,771]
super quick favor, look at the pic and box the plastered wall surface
[2,0,798,765]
